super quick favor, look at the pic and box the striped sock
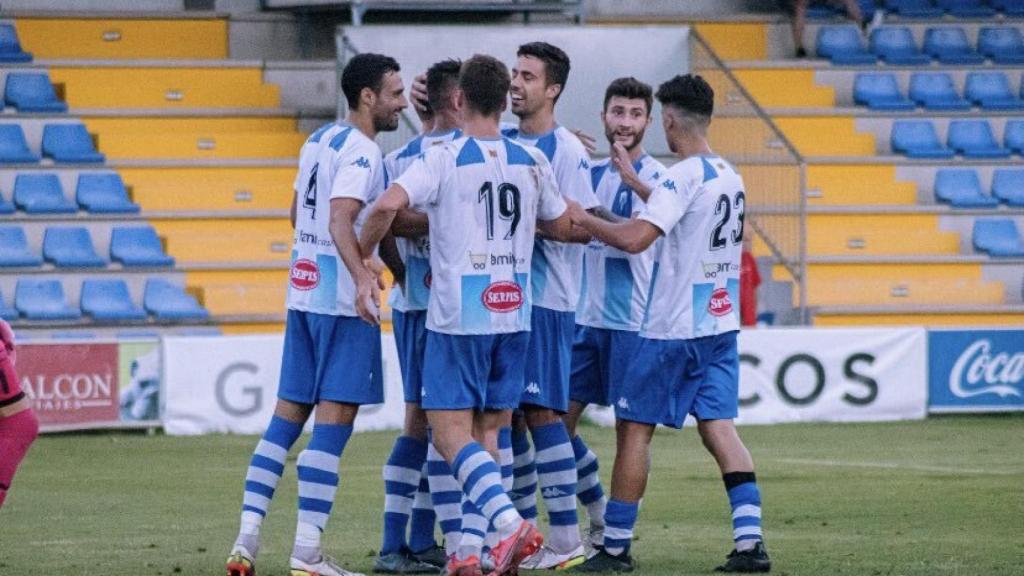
[381,436,427,555]
[510,429,538,525]
[452,442,521,538]
[409,462,437,553]
[724,472,763,552]
[603,499,638,557]
[531,421,581,552]
[426,441,462,556]
[237,415,304,555]
[293,423,353,560]
[483,427,515,553]
[571,435,606,529]
[457,497,488,561]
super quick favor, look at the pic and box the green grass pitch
[2,415,1022,575]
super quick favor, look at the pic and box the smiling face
[369,71,408,132]
[510,55,557,119]
[602,95,651,153]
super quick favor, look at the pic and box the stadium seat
[0,226,43,267]
[816,26,877,64]
[891,121,954,158]
[884,0,945,18]
[948,120,1011,158]
[973,219,1024,257]
[0,23,32,63]
[43,227,107,268]
[13,174,76,214]
[41,124,105,164]
[909,73,970,110]
[936,0,995,17]
[965,72,1024,110]
[871,27,931,65]
[992,0,1024,16]
[978,27,1024,64]
[0,190,13,214]
[992,169,1024,206]
[76,173,140,213]
[143,279,208,320]
[923,27,985,64]
[0,125,40,163]
[853,73,915,110]
[15,279,81,320]
[0,290,17,320]
[4,73,68,113]
[934,169,999,207]
[110,226,174,267]
[1004,120,1024,154]
[81,279,147,321]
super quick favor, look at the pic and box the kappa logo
[351,156,370,169]
[525,382,541,395]
[661,179,677,193]
[617,397,630,410]
[651,171,660,181]
[578,158,589,170]
[542,487,568,498]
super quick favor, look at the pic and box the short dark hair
[459,55,510,116]
[425,58,462,114]
[603,77,653,115]
[517,41,570,102]
[341,52,401,109]
[655,74,714,118]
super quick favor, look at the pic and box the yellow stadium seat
[732,69,836,108]
[806,165,917,206]
[186,270,287,316]
[152,219,293,263]
[15,18,228,59]
[120,167,295,212]
[805,214,960,255]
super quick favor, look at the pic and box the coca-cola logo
[482,281,523,313]
[708,288,733,317]
[290,259,320,290]
[949,340,1023,399]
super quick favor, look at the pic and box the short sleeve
[638,168,692,235]
[394,148,444,209]
[535,155,567,221]
[553,136,600,210]
[330,142,379,203]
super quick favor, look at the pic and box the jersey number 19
[478,181,521,240]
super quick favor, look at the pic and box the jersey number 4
[303,163,319,219]
[478,181,521,240]
[710,191,745,251]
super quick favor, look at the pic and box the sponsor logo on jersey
[949,340,1023,399]
[469,252,487,270]
[482,281,524,313]
[290,259,320,291]
[702,261,740,279]
[708,288,733,317]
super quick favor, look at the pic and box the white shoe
[289,554,366,576]
[582,526,604,559]
[518,543,585,570]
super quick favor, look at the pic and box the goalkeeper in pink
[0,318,38,510]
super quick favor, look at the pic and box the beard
[606,127,645,152]
[373,110,400,133]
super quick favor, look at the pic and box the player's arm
[588,205,626,224]
[330,197,378,293]
[356,184,413,324]
[610,142,653,202]
[537,209,575,242]
[289,194,297,229]
[390,208,429,238]
[378,231,405,289]
[566,201,661,254]
[0,318,15,365]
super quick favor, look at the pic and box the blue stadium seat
[42,227,107,268]
[0,290,17,320]
[973,219,1024,257]
[979,27,1024,64]
[0,190,13,214]
[0,226,43,267]
[884,0,945,17]
[992,169,1024,206]
[965,72,1024,110]
[1004,120,1024,154]
[923,27,985,64]
[13,174,76,214]
[992,0,1024,16]
[936,0,995,17]
[948,120,1010,158]
[0,24,32,63]
[41,124,105,164]
[15,279,81,320]
[872,27,931,65]
[891,121,954,158]
[4,73,68,113]
[81,279,147,321]
[853,73,915,110]
[143,279,208,320]
[0,125,40,163]
[76,173,140,213]
[934,169,999,207]
[909,73,971,110]
[110,226,174,267]
[816,26,877,64]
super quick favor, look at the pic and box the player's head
[601,77,653,153]
[425,58,462,116]
[458,54,510,119]
[510,41,570,118]
[341,52,407,132]
[655,74,714,154]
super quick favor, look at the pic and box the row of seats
[0,225,173,268]
[0,24,31,63]
[4,73,67,113]
[817,25,1024,64]
[0,278,208,321]
[891,119,1024,157]
[974,218,1024,256]
[884,0,1024,18]
[855,71,1023,109]
[935,168,1024,206]
[0,123,104,163]
[0,172,138,214]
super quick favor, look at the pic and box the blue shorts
[393,309,427,404]
[570,326,642,408]
[521,306,575,413]
[278,309,384,405]
[614,331,739,428]
[421,329,529,411]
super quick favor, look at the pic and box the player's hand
[355,270,382,326]
[570,128,597,155]
[565,199,587,225]
[0,318,16,365]
[611,142,641,188]
[364,257,388,291]
[410,73,432,125]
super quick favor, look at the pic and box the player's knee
[403,404,429,440]
[523,406,560,429]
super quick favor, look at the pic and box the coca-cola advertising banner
[928,329,1024,413]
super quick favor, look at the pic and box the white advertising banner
[162,333,405,436]
[587,327,928,426]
